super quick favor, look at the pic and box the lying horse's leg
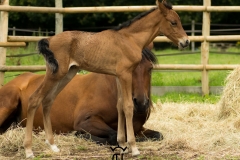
[117,72,140,156]
[74,116,117,145]
[42,66,79,152]
[79,134,117,145]
[0,86,20,133]
[135,127,163,142]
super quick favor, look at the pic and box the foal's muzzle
[178,38,190,49]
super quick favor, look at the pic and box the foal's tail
[38,38,58,73]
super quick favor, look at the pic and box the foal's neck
[119,9,163,49]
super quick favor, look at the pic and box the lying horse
[24,0,189,157]
[0,47,162,145]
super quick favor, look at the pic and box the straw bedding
[1,101,240,159]
[1,67,240,159]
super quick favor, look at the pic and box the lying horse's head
[132,48,157,115]
[157,0,190,49]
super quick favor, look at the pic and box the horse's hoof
[132,148,140,157]
[50,144,60,152]
[25,152,35,159]
[25,148,35,159]
[45,140,60,152]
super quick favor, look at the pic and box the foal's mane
[111,7,157,31]
[111,0,173,31]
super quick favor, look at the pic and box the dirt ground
[1,102,240,160]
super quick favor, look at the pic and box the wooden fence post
[191,20,195,52]
[55,0,63,34]
[201,0,211,95]
[0,0,9,87]
[13,26,16,36]
[38,27,41,36]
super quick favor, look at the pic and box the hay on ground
[1,102,240,159]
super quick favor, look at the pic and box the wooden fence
[1,0,240,95]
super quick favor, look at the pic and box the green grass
[151,92,221,104]
[4,42,46,84]
[150,47,240,103]
[151,47,240,86]
[151,71,231,86]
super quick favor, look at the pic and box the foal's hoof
[50,144,60,152]
[25,151,35,159]
[26,154,35,159]
[45,140,60,152]
[132,148,140,157]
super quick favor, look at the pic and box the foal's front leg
[117,73,140,156]
[42,67,79,153]
[116,78,126,148]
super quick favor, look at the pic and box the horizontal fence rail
[1,6,240,13]
[154,64,239,71]
[0,64,238,72]
[7,25,240,36]
[154,35,240,42]
[0,65,46,72]
[0,42,26,47]
[6,35,240,44]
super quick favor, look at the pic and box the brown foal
[23,0,189,158]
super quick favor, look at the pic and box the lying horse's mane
[142,48,158,64]
[111,7,157,31]
[139,48,157,123]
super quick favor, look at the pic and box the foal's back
[48,30,139,75]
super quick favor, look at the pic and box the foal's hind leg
[24,78,59,158]
[42,66,79,152]
[24,66,79,158]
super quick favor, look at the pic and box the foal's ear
[156,0,169,16]
[155,0,166,5]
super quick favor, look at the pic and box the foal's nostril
[180,42,184,48]
[180,39,190,48]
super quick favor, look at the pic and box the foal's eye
[171,21,177,26]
